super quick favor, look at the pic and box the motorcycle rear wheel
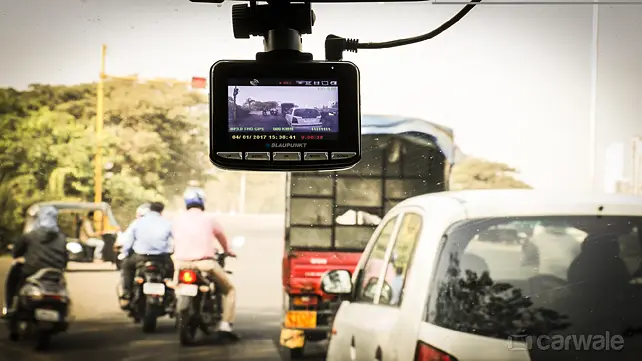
[142,306,158,333]
[34,331,51,351]
[178,311,198,346]
[288,346,305,359]
[7,317,19,342]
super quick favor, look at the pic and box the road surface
[0,215,327,361]
[229,112,291,132]
[229,111,335,133]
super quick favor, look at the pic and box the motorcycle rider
[2,206,68,323]
[172,188,237,333]
[119,202,174,306]
[116,203,151,307]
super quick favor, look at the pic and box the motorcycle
[129,259,175,333]
[6,267,71,350]
[175,236,245,345]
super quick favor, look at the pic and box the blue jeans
[85,238,105,260]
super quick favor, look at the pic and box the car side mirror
[320,269,352,295]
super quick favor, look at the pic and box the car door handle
[349,336,357,361]
[375,346,382,361]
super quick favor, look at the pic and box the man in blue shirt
[120,202,174,303]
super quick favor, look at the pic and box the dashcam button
[331,152,357,160]
[304,152,329,161]
[217,152,243,160]
[273,152,301,161]
[245,152,271,161]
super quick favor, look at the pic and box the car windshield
[293,108,319,117]
[428,216,642,343]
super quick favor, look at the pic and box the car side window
[380,212,423,306]
[354,216,398,303]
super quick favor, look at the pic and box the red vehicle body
[279,115,456,358]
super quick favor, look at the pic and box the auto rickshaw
[23,202,122,269]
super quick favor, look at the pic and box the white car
[321,189,642,361]
[285,107,322,126]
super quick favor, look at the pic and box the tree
[450,157,531,190]
[0,81,211,247]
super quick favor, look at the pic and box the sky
[228,86,338,108]
[2,0,642,192]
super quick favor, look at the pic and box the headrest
[581,234,620,258]
[460,253,490,277]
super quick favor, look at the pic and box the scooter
[6,267,71,350]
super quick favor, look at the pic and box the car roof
[26,201,112,213]
[398,189,642,218]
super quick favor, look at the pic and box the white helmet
[183,187,206,208]
[136,203,151,218]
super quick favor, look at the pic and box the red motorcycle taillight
[179,270,197,284]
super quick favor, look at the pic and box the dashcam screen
[228,79,339,133]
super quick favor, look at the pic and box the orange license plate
[284,311,317,329]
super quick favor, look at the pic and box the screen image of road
[228,85,339,132]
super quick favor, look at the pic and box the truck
[280,114,456,358]
[281,103,296,117]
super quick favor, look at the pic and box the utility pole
[95,44,106,206]
[239,172,246,214]
[93,44,208,210]
[631,136,642,194]
[588,1,600,193]
[233,86,239,122]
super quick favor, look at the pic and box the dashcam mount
[232,1,315,62]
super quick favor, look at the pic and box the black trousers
[4,263,27,309]
[120,255,137,296]
[121,253,174,297]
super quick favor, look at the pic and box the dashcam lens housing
[209,60,361,171]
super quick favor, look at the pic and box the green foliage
[0,81,211,247]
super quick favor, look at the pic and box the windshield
[292,108,320,117]
[428,216,642,346]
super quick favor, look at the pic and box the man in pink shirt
[172,188,237,333]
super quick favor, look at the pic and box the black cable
[325,0,482,60]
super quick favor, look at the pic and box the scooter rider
[2,206,68,321]
[172,188,237,333]
[119,202,174,306]
[116,203,151,307]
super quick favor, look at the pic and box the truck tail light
[293,296,318,306]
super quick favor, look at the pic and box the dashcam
[209,60,361,171]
